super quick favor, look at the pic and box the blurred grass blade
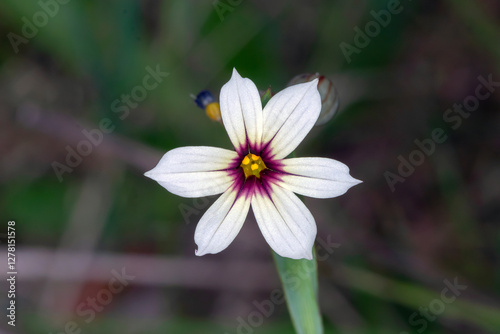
[273,248,323,334]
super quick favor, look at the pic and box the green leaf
[273,247,323,334]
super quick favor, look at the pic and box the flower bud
[287,73,339,126]
[193,90,222,123]
[260,87,273,108]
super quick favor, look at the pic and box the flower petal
[252,182,316,260]
[220,68,263,154]
[195,185,252,256]
[277,157,362,199]
[262,80,321,159]
[144,146,238,198]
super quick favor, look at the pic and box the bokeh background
[1,0,499,333]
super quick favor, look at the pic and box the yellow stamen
[240,153,267,178]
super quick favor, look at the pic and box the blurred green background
[1,0,499,333]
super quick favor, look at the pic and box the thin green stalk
[273,248,323,334]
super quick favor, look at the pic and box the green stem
[273,247,323,334]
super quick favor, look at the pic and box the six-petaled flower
[145,68,361,259]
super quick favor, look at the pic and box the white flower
[145,69,361,260]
